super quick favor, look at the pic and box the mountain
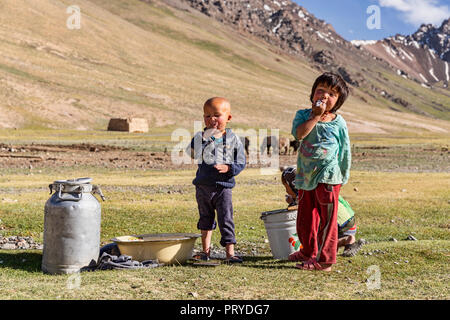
[168,0,450,119]
[175,0,370,86]
[352,19,450,86]
[0,0,449,133]
[413,19,450,62]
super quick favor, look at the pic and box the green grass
[0,128,179,151]
[370,69,450,120]
[0,127,448,300]
[1,128,448,154]
[0,240,448,300]
[0,165,449,299]
[0,63,52,84]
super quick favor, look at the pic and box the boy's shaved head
[202,97,232,134]
[204,97,231,113]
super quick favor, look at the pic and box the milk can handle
[48,184,106,201]
[92,185,106,201]
[48,184,83,201]
[58,187,82,201]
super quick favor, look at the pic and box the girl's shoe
[288,250,310,262]
[295,260,332,272]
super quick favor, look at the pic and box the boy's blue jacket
[187,128,246,188]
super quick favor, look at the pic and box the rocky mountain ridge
[409,19,450,61]
[170,0,374,87]
[169,0,444,86]
[175,0,449,86]
[353,18,450,85]
[161,0,449,118]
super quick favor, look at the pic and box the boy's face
[203,99,232,133]
[312,83,340,112]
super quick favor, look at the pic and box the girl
[289,73,351,271]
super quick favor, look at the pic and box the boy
[290,72,352,271]
[188,97,246,263]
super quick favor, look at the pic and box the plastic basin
[111,233,201,264]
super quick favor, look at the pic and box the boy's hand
[214,164,230,173]
[203,128,221,140]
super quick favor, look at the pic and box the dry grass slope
[0,0,448,135]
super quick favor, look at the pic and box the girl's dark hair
[309,72,349,113]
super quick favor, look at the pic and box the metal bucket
[42,178,105,274]
[260,208,300,260]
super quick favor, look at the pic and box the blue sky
[293,0,450,41]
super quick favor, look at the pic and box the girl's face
[313,83,340,112]
[203,104,231,133]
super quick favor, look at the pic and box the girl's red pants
[297,183,341,265]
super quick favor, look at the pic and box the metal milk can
[42,178,105,274]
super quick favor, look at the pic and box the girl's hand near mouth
[312,99,327,117]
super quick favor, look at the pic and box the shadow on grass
[241,255,295,269]
[186,255,295,269]
[0,251,42,273]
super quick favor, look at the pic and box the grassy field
[0,131,449,300]
[1,0,449,301]
[0,127,176,151]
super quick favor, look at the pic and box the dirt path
[0,143,299,171]
[0,143,448,172]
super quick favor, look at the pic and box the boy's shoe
[193,259,221,267]
[225,255,243,264]
[192,251,210,261]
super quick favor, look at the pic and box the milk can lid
[53,177,92,185]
